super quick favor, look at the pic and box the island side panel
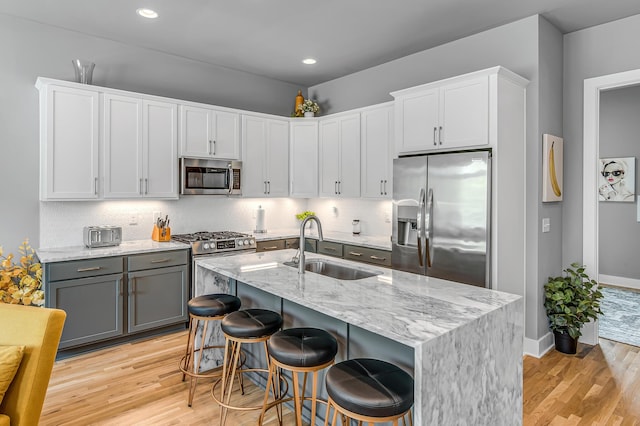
[418,298,523,426]
[193,266,236,369]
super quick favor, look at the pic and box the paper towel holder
[254,205,267,233]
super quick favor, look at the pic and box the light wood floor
[41,331,640,425]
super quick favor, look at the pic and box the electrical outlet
[129,215,138,226]
[384,212,391,223]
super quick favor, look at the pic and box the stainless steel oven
[180,158,242,195]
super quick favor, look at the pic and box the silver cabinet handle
[349,251,362,256]
[144,178,148,195]
[94,177,98,195]
[335,181,338,194]
[383,180,388,195]
[439,126,443,145]
[263,246,279,250]
[264,181,267,194]
[324,247,337,252]
[370,255,387,261]
[150,258,170,263]
[338,181,341,195]
[267,181,271,194]
[212,140,216,155]
[380,180,384,195]
[433,127,437,146]
[77,266,102,272]
[139,178,143,195]
[208,140,212,154]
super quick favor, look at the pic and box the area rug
[598,286,640,347]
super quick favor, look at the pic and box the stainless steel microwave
[180,158,242,195]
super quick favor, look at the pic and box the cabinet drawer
[344,245,391,267]
[317,241,343,257]
[47,257,124,282]
[256,240,286,252]
[285,238,317,252]
[128,250,188,272]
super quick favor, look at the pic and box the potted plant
[544,262,603,354]
[296,210,316,228]
[0,239,44,306]
[299,99,320,117]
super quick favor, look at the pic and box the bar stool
[212,308,284,425]
[324,358,414,426]
[178,293,241,407]
[259,327,338,426]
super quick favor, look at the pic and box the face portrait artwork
[598,157,635,202]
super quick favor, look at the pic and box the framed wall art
[542,134,563,202]
[598,157,635,202]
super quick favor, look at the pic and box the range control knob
[237,240,244,246]
[203,243,210,250]
[249,239,255,245]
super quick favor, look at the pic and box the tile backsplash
[39,197,391,248]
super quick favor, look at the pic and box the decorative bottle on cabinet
[295,90,304,117]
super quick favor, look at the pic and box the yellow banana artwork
[549,141,562,197]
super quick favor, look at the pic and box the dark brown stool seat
[324,358,414,425]
[260,328,338,426]
[179,293,241,407]
[213,308,284,425]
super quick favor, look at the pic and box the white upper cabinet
[242,115,289,197]
[143,100,179,198]
[361,103,393,199]
[179,105,240,160]
[103,95,178,199]
[289,120,318,198]
[392,73,489,154]
[38,83,100,200]
[319,113,361,198]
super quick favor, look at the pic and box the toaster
[83,226,122,248]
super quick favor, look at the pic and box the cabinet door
[319,119,341,196]
[212,110,241,160]
[337,114,361,198]
[361,105,393,198]
[265,119,289,197]
[179,105,213,158]
[41,85,100,200]
[103,94,143,198]
[290,121,318,198]
[143,100,178,198]
[396,88,438,154]
[241,115,268,196]
[439,76,489,149]
[48,274,124,349]
[127,265,188,334]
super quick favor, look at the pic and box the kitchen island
[195,250,523,425]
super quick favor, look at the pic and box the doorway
[583,68,640,345]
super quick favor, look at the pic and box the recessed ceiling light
[137,8,158,19]
[302,58,317,65]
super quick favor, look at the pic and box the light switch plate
[542,218,550,233]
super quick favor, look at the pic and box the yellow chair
[0,304,66,426]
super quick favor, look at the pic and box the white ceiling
[2,0,640,86]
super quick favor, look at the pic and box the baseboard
[523,332,554,358]
[599,274,640,291]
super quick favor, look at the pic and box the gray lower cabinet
[256,238,316,253]
[343,244,392,267]
[45,249,188,350]
[316,240,343,258]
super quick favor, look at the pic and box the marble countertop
[195,249,521,348]
[36,240,190,263]
[245,228,392,251]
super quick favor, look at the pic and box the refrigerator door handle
[417,188,426,267]
[425,188,434,267]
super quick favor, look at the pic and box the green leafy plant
[295,211,315,221]
[544,262,603,339]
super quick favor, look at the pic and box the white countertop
[36,240,190,263]
[246,228,392,251]
[195,249,521,348]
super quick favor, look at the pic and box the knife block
[151,225,171,242]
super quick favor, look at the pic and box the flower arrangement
[0,239,44,306]
[295,211,315,221]
[299,99,320,114]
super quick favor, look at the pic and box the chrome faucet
[297,215,323,274]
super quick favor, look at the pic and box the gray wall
[0,14,302,252]
[598,85,640,279]
[563,13,640,267]
[310,15,564,342]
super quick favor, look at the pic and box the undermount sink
[283,259,382,280]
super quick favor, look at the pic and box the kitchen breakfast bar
[194,250,523,425]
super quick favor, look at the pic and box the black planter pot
[554,330,578,354]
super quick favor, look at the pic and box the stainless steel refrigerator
[391,151,491,287]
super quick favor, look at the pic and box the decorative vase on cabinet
[304,111,315,118]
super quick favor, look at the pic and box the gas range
[172,231,256,256]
